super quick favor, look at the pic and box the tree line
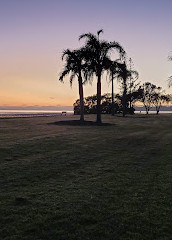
[59,30,171,123]
[74,83,171,115]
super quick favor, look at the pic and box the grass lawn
[0,114,172,240]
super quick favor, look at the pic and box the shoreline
[0,112,172,120]
[0,114,73,119]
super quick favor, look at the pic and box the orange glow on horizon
[0,89,75,107]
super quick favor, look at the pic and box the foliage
[168,76,172,88]
[114,61,139,116]
[152,92,171,114]
[139,82,157,114]
[126,58,140,108]
[59,49,83,85]
[79,29,125,123]
[74,93,123,115]
[59,49,86,121]
[73,88,147,116]
[139,83,171,114]
[127,86,143,107]
[168,53,172,87]
[59,31,171,122]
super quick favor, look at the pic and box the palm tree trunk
[129,97,132,109]
[97,75,102,124]
[122,78,127,117]
[78,76,84,122]
[111,72,114,116]
[156,106,160,114]
[146,106,149,114]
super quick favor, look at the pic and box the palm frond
[70,73,76,87]
[59,68,70,82]
[168,76,172,87]
[79,32,100,52]
[61,49,72,60]
[83,66,94,84]
[130,70,139,79]
[109,41,126,59]
[62,49,80,63]
[79,33,96,41]
[97,29,103,36]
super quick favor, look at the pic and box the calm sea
[0,110,171,118]
[135,111,172,114]
[0,110,74,118]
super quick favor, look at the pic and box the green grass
[0,114,172,240]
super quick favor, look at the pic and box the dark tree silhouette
[127,58,140,110]
[168,76,172,88]
[115,62,138,117]
[152,92,171,114]
[73,93,122,115]
[108,61,118,116]
[140,82,157,114]
[79,29,125,123]
[168,53,172,87]
[59,49,85,121]
[153,93,170,114]
[128,87,143,109]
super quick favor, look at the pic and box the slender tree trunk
[146,106,149,114]
[129,96,133,112]
[111,72,114,116]
[129,99,132,109]
[156,106,160,114]
[129,58,132,110]
[122,78,127,117]
[78,76,84,122]
[129,85,132,110]
[97,74,102,124]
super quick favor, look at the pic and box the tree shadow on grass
[48,120,112,126]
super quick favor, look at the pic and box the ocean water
[0,110,74,118]
[135,111,172,114]
[0,110,171,118]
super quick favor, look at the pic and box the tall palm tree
[108,61,118,116]
[115,62,138,117]
[168,54,172,87]
[59,49,85,121]
[79,30,125,124]
[168,76,172,88]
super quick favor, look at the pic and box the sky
[0,0,172,108]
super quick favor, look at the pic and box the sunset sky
[0,0,172,108]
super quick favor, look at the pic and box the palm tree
[115,62,138,117]
[59,49,85,121]
[168,76,172,88]
[108,61,118,116]
[79,29,125,124]
[168,54,172,87]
